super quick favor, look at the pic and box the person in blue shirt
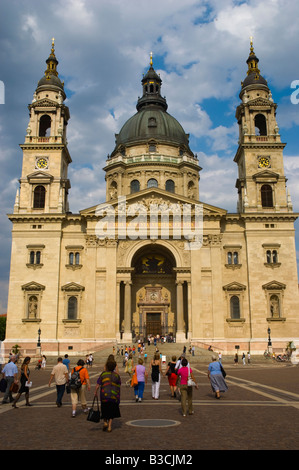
[207,355,228,399]
[1,356,18,404]
[63,354,70,373]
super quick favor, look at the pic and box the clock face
[36,158,48,169]
[258,157,270,168]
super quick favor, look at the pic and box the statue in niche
[28,295,38,319]
[270,295,280,318]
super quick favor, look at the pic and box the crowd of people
[0,344,229,432]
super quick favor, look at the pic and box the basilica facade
[4,40,299,355]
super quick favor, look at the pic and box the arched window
[69,252,74,265]
[255,114,267,136]
[165,179,175,193]
[33,185,46,209]
[230,296,240,319]
[227,252,232,265]
[261,184,273,207]
[67,296,77,320]
[75,252,80,265]
[233,252,239,265]
[147,178,158,188]
[272,250,278,264]
[36,251,41,265]
[130,180,140,193]
[39,115,51,137]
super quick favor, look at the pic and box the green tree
[0,316,6,341]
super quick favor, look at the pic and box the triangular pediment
[223,282,246,291]
[262,280,286,290]
[252,170,279,181]
[21,281,46,291]
[31,97,59,108]
[27,170,54,180]
[61,282,85,292]
[80,188,227,218]
[248,97,273,107]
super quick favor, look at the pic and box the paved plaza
[1,345,299,454]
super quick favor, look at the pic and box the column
[176,280,185,342]
[123,281,132,342]
[115,281,121,342]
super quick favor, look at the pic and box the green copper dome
[115,107,190,148]
[113,56,191,153]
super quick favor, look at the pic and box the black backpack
[70,367,83,390]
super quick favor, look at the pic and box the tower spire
[246,36,261,78]
[45,37,59,79]
[240,38,268,92]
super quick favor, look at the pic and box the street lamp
[37,328,41,348]
[267,327,272,351]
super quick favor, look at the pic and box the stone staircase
[91,341,217,366]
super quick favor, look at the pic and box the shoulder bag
[130,367,138,387]
[187,366,196,387]
[87,395,101,423]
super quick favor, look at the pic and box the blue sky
[0,0,299,313]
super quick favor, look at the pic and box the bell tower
[15,39,71,214]
[234,39,292,213]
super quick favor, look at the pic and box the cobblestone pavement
[1,350,299,454]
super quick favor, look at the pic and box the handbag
[130,368,138,387]
[87,396,101,423]
[187,366,196,387]
[0,378,7,392]
[10,382,19,393]
[220,364,226,378]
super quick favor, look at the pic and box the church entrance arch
[131,245,176,341]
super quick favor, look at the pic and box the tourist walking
[12,356,32,408]
[207,355,228,399]
[125,353,134,386]
[62,354,70,374]
[1,355,18,404]
[70,359,90,417]
[105,354,119,373]
[165,355,178,398]
[149,352,162,399]
[176,357,198,416]
[94,359,121,432]
[48,357,69,407]
[133,358,148,402]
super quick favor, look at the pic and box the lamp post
[36,328,41,356]
[267,327,272,352]
[37,328,41,347]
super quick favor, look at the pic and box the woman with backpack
[70,359,90,417]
